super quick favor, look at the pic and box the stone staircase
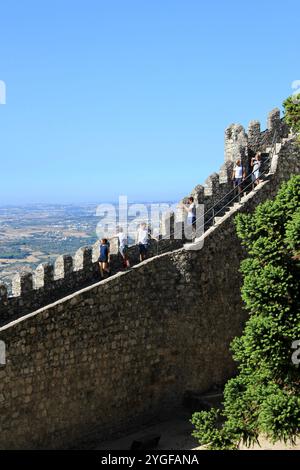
[183,138,289,251]
[0,105,293,325]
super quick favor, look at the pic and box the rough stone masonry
[0,110,299,449]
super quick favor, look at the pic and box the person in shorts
[181,196,197,239]
[110,227,130,269]
[135,222,158,262]
[232,159,246,195]
[136,222,149,261]
[251,152,262,188]
[98,238,110,279]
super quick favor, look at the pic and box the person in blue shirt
[98,238,110,279]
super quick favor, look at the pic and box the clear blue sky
[0,0,299,204]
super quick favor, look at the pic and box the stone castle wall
[0,132,299,449]
[0,109,289,325]
[185,108,289,223]
[0,238,184,326]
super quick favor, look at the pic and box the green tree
[283,94,300,140]
[191,176,300,450]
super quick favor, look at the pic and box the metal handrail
[202,129,278,219]
[156,129,279,246]
[186,130,278,240]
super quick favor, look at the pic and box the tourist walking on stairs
[98,238,110,279]
[251,152,262,188]
[232,159,246,199]
[181,196,197,240]
[110,227,130,269]
[136,222,158,262]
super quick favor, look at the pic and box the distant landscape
[0,202,173,293]
[0,204,101,291]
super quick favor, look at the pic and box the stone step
[214,200,243,218]
[211,209,229,218]
[266,143,281,154]
[214,202,246,223]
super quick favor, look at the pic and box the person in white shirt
[110,227,130,269]
[232,159,246,195]
[136,222,157,262]
[251,152,262,188]
[181,197,197,239]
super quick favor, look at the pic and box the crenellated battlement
[186,108,290,216]
[0,106,299,450]
[0,236,183,325]
[0,246,101,323]
[0,108,292,326]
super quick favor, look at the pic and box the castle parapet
[0,235,183,325]
[74,247,93,271]
[204,172,220,197]
[34,263,54,289]
[0,284,8,303]
[225,124,248,169]
[267,108,281,133]
[12,273,33,297]
[184,107,292,230]
[190,184,205,204]
[218,161,233,184]
[248,120,262,156]
[54,255,73,279]
[0,107,293,326]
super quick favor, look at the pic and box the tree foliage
[283,94,300,139]
[191,176,300,449]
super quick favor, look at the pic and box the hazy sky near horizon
[0,0,299,204]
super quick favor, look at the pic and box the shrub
[283,94,300,140]
[191,175,300,449]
